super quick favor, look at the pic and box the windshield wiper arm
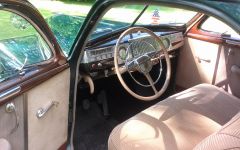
[131,5,149,27]
[93,28,113,34]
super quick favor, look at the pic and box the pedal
[97,90,110,117]
[82,99,90,110]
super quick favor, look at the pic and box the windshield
[136,5,197,25]
[30,1,196,57]
[92,4,196,39]
[91,5,146,39]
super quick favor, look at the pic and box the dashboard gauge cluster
[118,46,127,60]
[80,32,184,72]
[87,46,113,62]
[161,38,171,49]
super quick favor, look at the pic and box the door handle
[231,65,240,76]
[36,101,59,119]
[5,102,19,134]
[196,56,211,63]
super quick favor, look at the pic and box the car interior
[72,3,240,150]
[0,1,240,150]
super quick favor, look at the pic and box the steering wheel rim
[114,27,171,101]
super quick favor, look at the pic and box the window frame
[0,3,67,94]
[0,0,67,106]
[199,16,240,40]
[2,8,57,67]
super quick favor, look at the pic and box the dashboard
[80,30,184,78]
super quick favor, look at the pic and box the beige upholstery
[194,112,240,150]
[0,96,25,150]
[0,139,11,150]
[176,38,225,88]
[108,84,240,150]
[26,69,70,150]
[176,38,240,98]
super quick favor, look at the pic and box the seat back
[194,112,240,149]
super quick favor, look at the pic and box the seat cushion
[194,112,240,150]
[0,139,11,150]
[108,84,240,150]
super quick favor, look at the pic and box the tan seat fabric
[108,84,240,150]
[194,112,240,150]
[0,139,11,150]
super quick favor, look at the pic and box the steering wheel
[114,27,171,101]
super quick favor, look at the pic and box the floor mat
[73,75,175,150]
[74,102,119,150]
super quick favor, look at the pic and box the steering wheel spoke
[125,60,137,71]
[114,27,171,101]
[146,51,158,58]
[118,66,128,74]
[144,73,158,94]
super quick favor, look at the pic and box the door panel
[225,45,240,98]
[26,68,70,150]
[0,95,25,150]
[176,15,240,98]
[0,68,70,150]
[0,1,69,149]
[176,38,227,87]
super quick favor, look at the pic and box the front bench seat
[0,139,11,150]
[108,84,240,150]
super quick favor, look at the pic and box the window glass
[136,5,197,25]
[92,4,197,39]
[0,10,52,82]
[201,17,240,39]
[29,0,94,57]
[91,5,145,39]
[29,1,198,56]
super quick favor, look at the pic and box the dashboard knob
[91,64,97,69]
[97,63,103,67]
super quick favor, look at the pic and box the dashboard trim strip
[81,32,184,64]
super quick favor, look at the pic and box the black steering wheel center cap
[135,55,153,74]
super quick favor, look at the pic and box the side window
[0,10,52,82]
[200,17,240,39]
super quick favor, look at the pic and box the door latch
[5,102,19,134]
[196,56,211,63]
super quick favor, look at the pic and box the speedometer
[162,38,171,49]
[119,46,127,60]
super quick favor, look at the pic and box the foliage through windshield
[29,0,196,57]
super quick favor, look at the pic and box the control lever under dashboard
[82,74,94,94]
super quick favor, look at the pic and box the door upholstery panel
[176,37,240,98]
[177,15,240,97]
[26,68,70,150]
[0,95,25,150]
[225,45,240,97]
[176,37,227,88]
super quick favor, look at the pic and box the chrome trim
[0,86,21,102]
[5,102,20,134]
[169,40,184,52]
[226,40,240,46]
[128,35,152,42]
[196,56,211,63]
[36,101,59,119]
[80,32,183,64]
